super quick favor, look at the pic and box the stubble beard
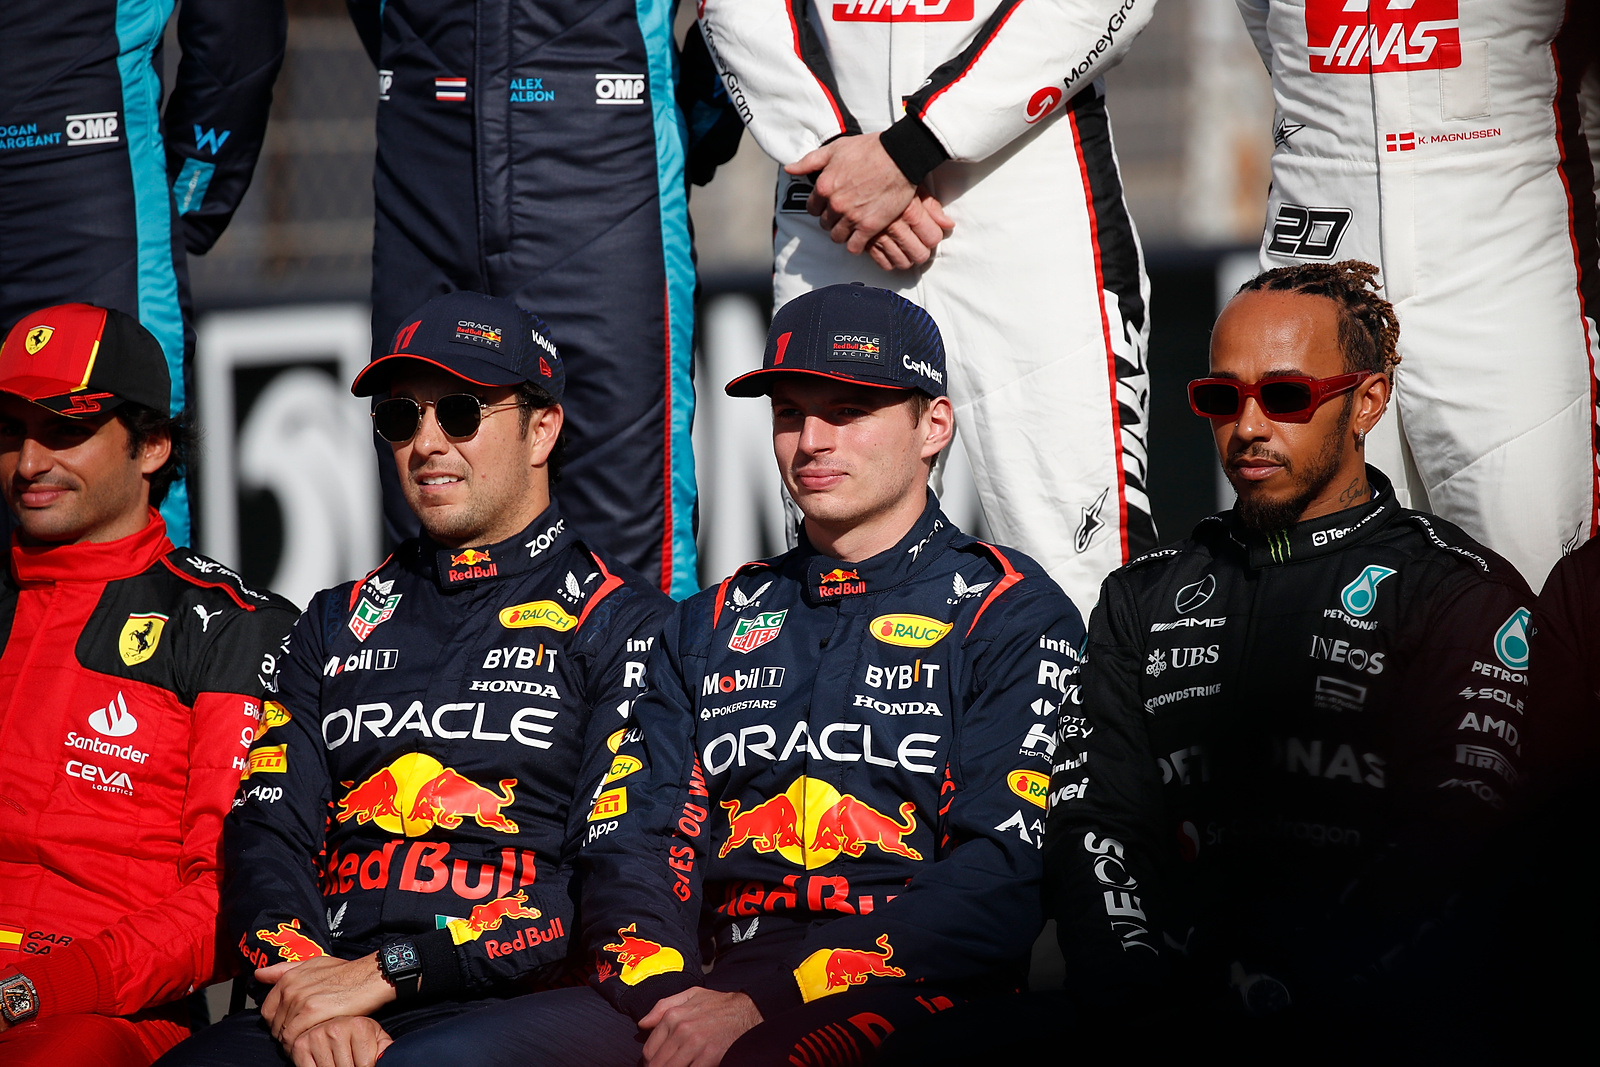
[1231,406,1351,533]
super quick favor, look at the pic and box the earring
[1354,429,1367,446]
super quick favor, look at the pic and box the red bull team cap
[725,283,947,399]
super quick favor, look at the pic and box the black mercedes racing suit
[1044,467,1535,1025]
[223,503,671,1000]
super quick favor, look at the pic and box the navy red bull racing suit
[1045,467,1535,1039]
[0,513,296,1064]
[0,0,287,545]
[554,495,1085,1064]
[215,504,669,1026]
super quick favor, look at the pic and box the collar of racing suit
[9,507,173,585]
[794,489,955,606]
[1215,464,1400,569]
[419,501,576,590]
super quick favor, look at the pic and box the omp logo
[65,112,119,146]
[832,0,974,21]
[595,73,645,105]
[1306,0,1461,74]
[89,692,137,737]
[1267,204,1353,260]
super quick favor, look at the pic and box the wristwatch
[378,938,422,1000]
[0,974,39,1025]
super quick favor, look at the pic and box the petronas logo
[1339,565,1396,618]
[1494,608,1530,671]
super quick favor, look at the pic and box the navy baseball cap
[724,283,947,398]
[351,291,565,401]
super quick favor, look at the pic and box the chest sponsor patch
[119,613,167,666]
[831,0,973,21]
[1305,0,1461,74]
[499,600,577,631]
[729,611,787,654]
[869,614,951,649]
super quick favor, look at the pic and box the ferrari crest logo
[119,613,168,665]
[24,326,53,355]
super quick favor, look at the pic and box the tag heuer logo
[348,594,401,642]
[24,325,53,354]
[729,610,787,654]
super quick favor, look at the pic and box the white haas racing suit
[699,0,1160,613]
[1240,0,1600,590]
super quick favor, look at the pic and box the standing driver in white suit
[698,0,1160,612]
[1238,0,1599,589]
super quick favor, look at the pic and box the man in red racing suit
[0,304,297,1066]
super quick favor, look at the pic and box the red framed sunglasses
[1187,372,1369,423]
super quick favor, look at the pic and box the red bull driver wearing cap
[156,292,671,1067]
[472,282,1087,1067]
[0,305,297,1066]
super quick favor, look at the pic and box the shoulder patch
[963,541,1024,638]
[713,558,782,630]
[1403,514,1492,574]
[162,552,274,611]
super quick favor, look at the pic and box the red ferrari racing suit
[0,514,296,1056]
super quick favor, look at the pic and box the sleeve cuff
[607,971,699,1022]
[879,116,949,186]
[413,929,467,1001]
[739,967,805,1020]
[14,939,113,1018]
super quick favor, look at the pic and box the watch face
[383,941,419,975]
[1,980,35,1020]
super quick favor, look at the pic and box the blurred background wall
[176,0,1274,606]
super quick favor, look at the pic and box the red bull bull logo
[447,549,497,582]
[602,923,684,985]
[445,890,542,944]
[718,776,922,868]
[719,794,803,857]
[817,568,867,598]
[257,918,326,962]
[794,934,905,1002]
[336,753,517,836]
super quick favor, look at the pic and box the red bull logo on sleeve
[728,610,787,654]
[794,934,906,1002]
[719,776,923,868]
[869,614,952,649]
[601,923,684,985]
[336,753,517,836]
[256,918,326,962]
[445,890,542,944]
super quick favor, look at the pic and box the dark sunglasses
[1187,372,1369,423]
[372,394,519,443]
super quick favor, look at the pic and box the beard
[1229,407,1350,533]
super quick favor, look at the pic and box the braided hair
[1235,260,1401,378]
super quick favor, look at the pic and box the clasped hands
[787,132,952,271]
[255,953,395,1067]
